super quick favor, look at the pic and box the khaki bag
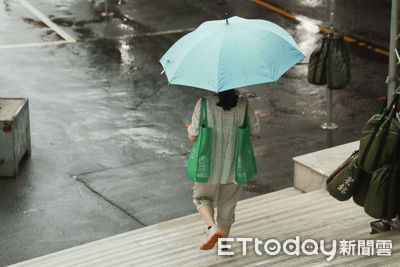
[357,92,400,173]
[326,34,351,90]
[326,151,359,201]
[363,163,400,219]
[308,35,330,85]
[352,170,372,207]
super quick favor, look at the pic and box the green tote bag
[186,97,213,183]
[236,99,258,184]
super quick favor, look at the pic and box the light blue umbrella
[160,16,305,92]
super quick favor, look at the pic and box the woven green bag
[352,170,372,207]
[327,34,351,90]
[363,163,400,219]
[357,93,400,173]
[326,151,359,201]
[236,99,258,184]
[186,97,213,183]
[307,35,330,85]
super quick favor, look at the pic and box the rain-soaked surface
[0,0,392,265]
[0,0,61,45]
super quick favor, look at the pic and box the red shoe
[200,225,224,250]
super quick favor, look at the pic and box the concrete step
[293,141,360,192]
[9,187,399,266]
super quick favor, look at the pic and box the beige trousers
[192,182,243,225]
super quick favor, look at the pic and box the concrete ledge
[293,141,359,192]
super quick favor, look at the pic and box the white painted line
[135,28,196,37]
[0,40,74,49]
[87,28,195,41]
[0,27,194,49]
[83,28,196,43]
[2,0,193,50]
[18,0,76,42]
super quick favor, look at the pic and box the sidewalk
[10,188,399,266]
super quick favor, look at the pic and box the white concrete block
[293,141,360,192]
[0,98,31,177]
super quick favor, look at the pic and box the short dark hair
[216,89,239,110]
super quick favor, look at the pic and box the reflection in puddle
[77,126,175,155]
[119,23,129,30]
[3,0,11,12]
[119,39,137,74]
[290,14,323,78]
[21,17,64,41]
[22,17,47,28]
[297,0,323,8]
[282,14,326,97]
[295,15,322,59]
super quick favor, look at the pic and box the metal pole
[101,0,114,17]
[321,0,338,130]
[328,89,333,121]
[329,0,335,33]
[388,0,399,106]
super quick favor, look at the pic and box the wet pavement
[0,0,392,265]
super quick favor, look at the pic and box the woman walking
[187,89,260,250]
[160,15,302,253]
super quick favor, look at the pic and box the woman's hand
[188,134,198,143]
[250,133,259,138]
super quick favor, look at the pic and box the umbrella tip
[225,12,229,24]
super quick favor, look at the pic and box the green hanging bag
[327,34,351,90]
[307,35,330,85]
[352,170,372,207]
[363,131,400,219]
[357,93,400,173]
[236,98,258,184]
[363,163,400,219]
[186,97,213,183]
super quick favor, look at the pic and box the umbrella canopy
[160,16,305,92]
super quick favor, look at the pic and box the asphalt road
[0,0,391,265]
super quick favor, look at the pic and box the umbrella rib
[240,22,300,49]
[234,27,276,80]
[216,28,228,92]
[236,25,303,80]
[238,23,303,54]
[165,27,222,81]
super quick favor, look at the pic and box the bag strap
[371,98,400,169]
[384,91,400,117]
[371,122,392,170]
[326,150,358,185]
[200,97,208,127]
